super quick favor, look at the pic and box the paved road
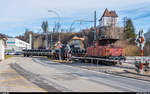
[9,56,150,92]
[0,57,46,92]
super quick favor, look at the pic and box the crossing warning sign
[136,29,146,50]
[56,41,62,48]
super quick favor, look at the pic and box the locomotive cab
[86,38,125,60]
[98,38,118,46]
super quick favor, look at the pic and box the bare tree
[41,21,49,49]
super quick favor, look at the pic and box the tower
[99,8,118,27]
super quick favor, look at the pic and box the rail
[71,56,124,62]
[71,56,150,64]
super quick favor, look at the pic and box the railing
[124,56,150,64]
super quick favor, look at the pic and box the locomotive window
[99,41,105,46]
[99,39,116,46]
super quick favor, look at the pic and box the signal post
[136,29,146,74]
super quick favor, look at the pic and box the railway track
[32,56,150,82]
[71,56,126,65]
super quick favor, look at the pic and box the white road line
[34,58,150,89]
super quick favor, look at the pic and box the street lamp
[69,11,97,48]
[48,10,61,60]
[69,19,94,50]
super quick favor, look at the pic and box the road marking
[79,76,89,80]
[49,59,150,84]
[33,57,150,91]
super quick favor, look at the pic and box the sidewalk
[0,57,46,92]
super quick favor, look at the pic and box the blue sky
[0,0,150,37]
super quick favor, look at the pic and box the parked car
[5,52,9,55]
[15,52,22,55]
[9,52,15,55]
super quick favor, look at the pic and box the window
[74,44,80,48]
[73,40,80,44]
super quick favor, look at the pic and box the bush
[124,45,138,56]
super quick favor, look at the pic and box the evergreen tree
[124,18,136,40]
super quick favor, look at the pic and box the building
[0,34,7,61]
[97,8,124,39]
[33,35,45,49]
[5,38,31,53]
[68,36,85,49]
[99,8,118,27]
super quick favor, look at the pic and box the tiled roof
[99,8,118,21]
[102,8,118,17]
[109,11,118,17]
[102,8,110,17]
[72,36,84,41]
[80,38,85,41]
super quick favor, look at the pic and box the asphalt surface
[3,56,150,92]
[10,63,60,92]
[32,57,150,92]
[0,57,46,92]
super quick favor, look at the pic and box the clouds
[1,0,149,18]
[0,0,150,36]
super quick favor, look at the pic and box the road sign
[136,29,146,49]
[56,41,62,48]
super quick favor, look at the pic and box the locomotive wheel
[86,59,91,63]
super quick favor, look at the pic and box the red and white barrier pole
[139,30,145,74]
[140,48,143,74]
[136,29,146,75]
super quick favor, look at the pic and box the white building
[0,34,7,61]
[5,38,31,53]
[99,8,118,27]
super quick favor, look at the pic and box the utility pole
[29,33,32,49]
[48,10,61,60]
[58,23,61,60]
[80,21,82,32]
[46,32,48,49]
[94,11,97,45]
[51,28,54,50]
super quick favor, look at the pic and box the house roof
[109,11,118,17]
[99,8,118,21]
[72,36,84,41]
[102,8,111,17]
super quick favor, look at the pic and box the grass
[5,55,15,59]
[52,60,72,63]
[47,57,72,63]
[125,45,138,56]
